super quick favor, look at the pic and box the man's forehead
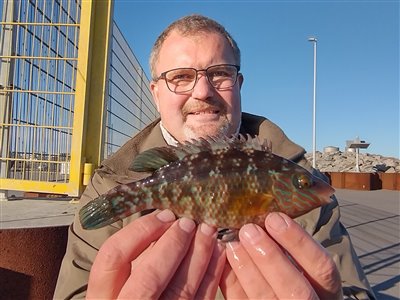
[167,29,223,42]
[154,30,234,73]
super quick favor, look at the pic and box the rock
[305,151,400,173]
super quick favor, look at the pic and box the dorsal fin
[231,134,270,152]
[129,138,214,172]
[130,147,179,172]
[129,135,271,172]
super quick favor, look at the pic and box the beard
[182,116,231,140]
[179,98,240,141]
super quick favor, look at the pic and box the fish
[79,135,335,232]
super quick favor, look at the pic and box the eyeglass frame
[153,64,241,93]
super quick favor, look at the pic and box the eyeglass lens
[164,65,238,93]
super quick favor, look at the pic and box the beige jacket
[54,112,375,299]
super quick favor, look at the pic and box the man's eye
[168,72,194,82]
[174,74,192,80]
[209,70,233,78]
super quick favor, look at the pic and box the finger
[130,241,154,271]
[264,212,342,299]
[119,217,196,299]
[87,209,176,299]
[219,257,248,299]
[225,240,277,299]
[195,241,226,300]
[239,223,318,299]
[160,223,217,300]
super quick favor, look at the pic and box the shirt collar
[160,121,179,146]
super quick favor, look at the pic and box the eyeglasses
[154,64,240,94]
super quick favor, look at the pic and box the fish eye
[293,174,313,189]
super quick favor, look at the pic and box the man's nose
[191,72,214,99]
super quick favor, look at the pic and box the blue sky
[114,1,399,158]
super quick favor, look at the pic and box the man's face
[150,31,243,143]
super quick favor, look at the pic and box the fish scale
[79,135,335,230]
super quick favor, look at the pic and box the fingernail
[156,209,176,222]
[227,241,242,265]
[200,223,217,236]
[241,223,262,244]
[266,213,289,232]
[227,240,240,252]
[179,217,196,233]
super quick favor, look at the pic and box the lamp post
[308,37,317,169]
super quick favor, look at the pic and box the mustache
[182,99,226,118]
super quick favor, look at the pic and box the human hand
[86,209,226,299]
[221,212,343,299]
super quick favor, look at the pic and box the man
[54,14,375,299]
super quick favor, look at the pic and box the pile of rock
[305,150,400,173]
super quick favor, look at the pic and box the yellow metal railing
[0,0,113,196]
[0,0,159,197]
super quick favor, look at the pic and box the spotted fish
[79,135,334,230]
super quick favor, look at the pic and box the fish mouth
[314,181,336,204]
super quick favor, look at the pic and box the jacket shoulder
[97,118,162,180]
[241,112,306,162]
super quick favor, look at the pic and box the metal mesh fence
[105,22,158,158]
[0,0,80,183]
[0,1,158,195]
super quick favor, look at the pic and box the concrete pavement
[334,189,400,299]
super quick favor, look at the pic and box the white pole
[308,37,317,169]
[356,148,360,172]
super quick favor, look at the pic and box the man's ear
[238,73,244,89]
[150,81,161,112]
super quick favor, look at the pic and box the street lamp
[308,37,317,169]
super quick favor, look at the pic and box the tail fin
[79,195,120,230]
